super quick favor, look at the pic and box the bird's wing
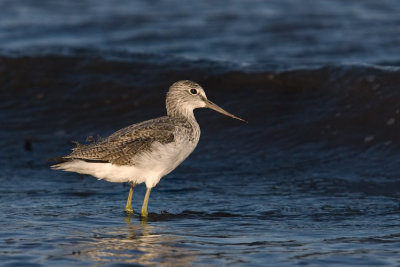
[66,117,176,165]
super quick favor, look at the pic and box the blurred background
[1,0,400,266]
[1,0,400,66]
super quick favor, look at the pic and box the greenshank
[52,80,246,217]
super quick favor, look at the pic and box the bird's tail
[48,156,71,170]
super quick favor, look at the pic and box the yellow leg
[125,183,135,213]
[141,187,152,217]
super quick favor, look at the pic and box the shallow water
[2,165,400,266]
[1,0,400,266]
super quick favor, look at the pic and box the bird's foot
[124,208,134,214]
[140,209,148,218]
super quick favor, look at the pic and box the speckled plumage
[67,116,196,166]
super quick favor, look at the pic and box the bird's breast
[135,122,200,178]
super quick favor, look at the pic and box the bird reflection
[78,214,196,266]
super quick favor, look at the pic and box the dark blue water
[1,1,400,266]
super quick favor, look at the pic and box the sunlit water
[2,166,400,266]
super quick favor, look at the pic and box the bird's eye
[190,88,198,95]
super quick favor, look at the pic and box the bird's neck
[166,101,197,123]
[167,108,197,123]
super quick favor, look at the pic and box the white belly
[52,139,198,188]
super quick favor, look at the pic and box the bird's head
[166,80,246,123]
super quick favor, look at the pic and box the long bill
[205,99,247,123]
